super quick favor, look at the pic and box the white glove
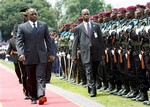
[5,58,8,62]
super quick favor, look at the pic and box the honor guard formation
[1,1,150,106]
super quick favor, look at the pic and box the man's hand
[77,50,80,59]
[48,56,55,62]
[19,55,25,61]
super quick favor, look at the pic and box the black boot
[136,91,148,102]
[117,88,124,96]
[131,92,142,101]
[126,90,139,98]
[122,90,133,98]
[143,101,150,105]
[120,88,130,96]
[98,84,108,91]
[105,83,115,92]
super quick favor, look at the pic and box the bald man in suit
[72,9,104,97]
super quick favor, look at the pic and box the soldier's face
[135,10,141,18]
[117,12,125,19]
[98,16,103,23]
[103,17,109,22]
[144,8,150,15]
[125,12,133,19]
[110,13,117,19]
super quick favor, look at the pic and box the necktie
[33,23,37,32]
[87,22,91,40]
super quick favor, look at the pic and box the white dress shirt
[83,21,92,32]
[28,20,37,28]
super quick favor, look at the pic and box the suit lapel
[26,21,34,33]
[37,21,42,34]
[80,23,88,36]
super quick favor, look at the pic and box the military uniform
[6,37,22,83]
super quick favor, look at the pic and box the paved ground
[0,63,105,107]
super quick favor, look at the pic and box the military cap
[77,17,83,22]
[64,24,71,28]
[99,12,104,16]
[111,8,118,13]
[126,6,136,12]
[103,11,111,17]
[71,24,78,28]
[90,14,98,19]
[118,7,126,13]
[136,4,146,9]
[20,6,29,15]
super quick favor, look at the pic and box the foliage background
[0,0,111,41]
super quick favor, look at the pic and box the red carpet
[0,66,80,107]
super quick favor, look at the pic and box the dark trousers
[25,63,47,100]
[46,62,52,82]
[83,61,99,94]
[14,62,22,83]
[18,61,28,96]
[128,53,138,90]
[77,58,87,84]
[134,54,149,92]
[145,53,150,85]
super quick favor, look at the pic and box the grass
[0,60,149,107]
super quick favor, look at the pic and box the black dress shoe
[24,96,30,100]
[31,100,37,104]
[89,87,97,97]
[143,101,150,105]
[90,94,96,97]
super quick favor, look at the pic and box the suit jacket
[72,21,104,64]
[16,21,52,65]
[6,37,18,63]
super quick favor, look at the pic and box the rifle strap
[120,50,123,63]
[141,52,145,69]
[113,49,117,63]
[127,52,131,69]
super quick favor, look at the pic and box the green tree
[55,0,112,25]
[0,0,59,41]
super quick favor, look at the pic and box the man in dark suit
[16,8,54,105]
[72,9,104,97]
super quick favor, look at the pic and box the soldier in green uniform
[99,11,111,91]
[120,6,138,98]
[116,7,130,96]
